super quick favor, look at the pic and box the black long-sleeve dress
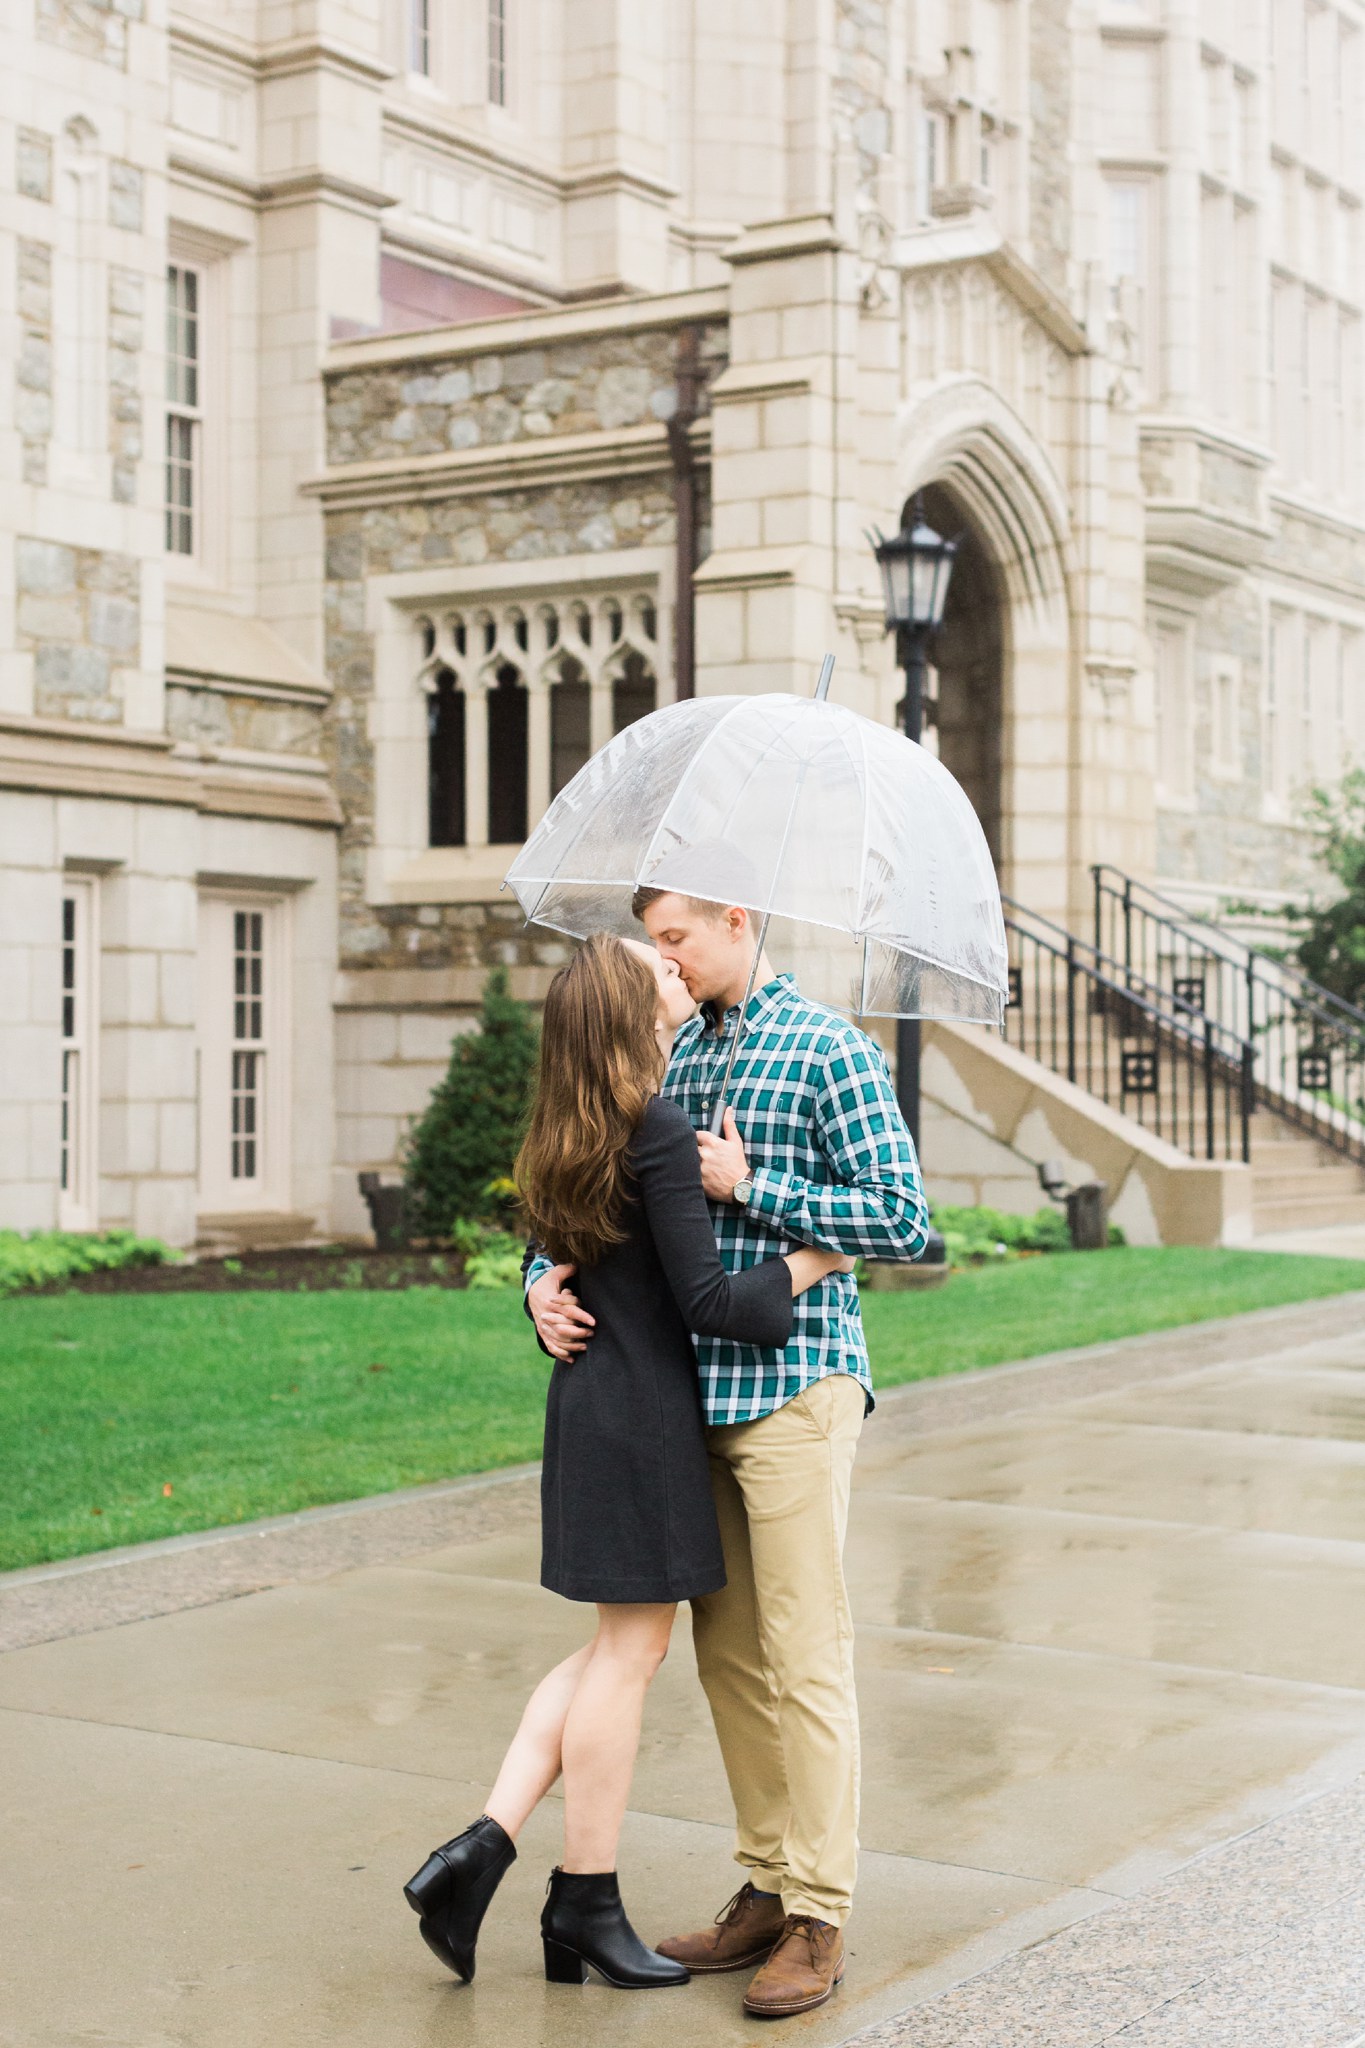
[537,1094,794,1604]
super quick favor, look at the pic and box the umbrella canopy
[504,691,1008,1028]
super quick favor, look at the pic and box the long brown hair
[515,933,664,1267]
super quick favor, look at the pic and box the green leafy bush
[0,1229,179,1297]
[1289,769,1365,1010]
[928,1203,1124,1265]
[450,1218,526,1289]
[403,969,540,1238]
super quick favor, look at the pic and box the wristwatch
[733,1175,754,1207]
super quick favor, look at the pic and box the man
[527,891,927,2018]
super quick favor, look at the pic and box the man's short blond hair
[630,885,730,924]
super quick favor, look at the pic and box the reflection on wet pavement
[4,1322,1365,2046]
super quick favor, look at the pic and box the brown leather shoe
[655,1882,787,1973]
[742,1914,844,2018]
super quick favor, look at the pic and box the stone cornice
[321,285,728,373]
[381,102,562,200]
[168,19,393,86]
[708,358,823,403]
[897,222,1090,355]
[302,417,709,511]
[378,225,559,306]
[166,153,396,217]
[561,161,679,205]
[724,214,845,267]
[257,35,394,85]
[692,546,805,592]
[0,713,341,827]
[258,168,396,215]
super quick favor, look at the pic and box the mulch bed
[50,1247,469,1296]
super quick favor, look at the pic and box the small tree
[403,967,539,1236]
[1290,769,1365,1009]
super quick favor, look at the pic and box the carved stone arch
[894,374,1077,908]
[896,375,1074,633]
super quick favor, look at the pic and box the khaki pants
[690,1373,864,1927]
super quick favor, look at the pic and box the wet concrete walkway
[4,1293,1365,2047]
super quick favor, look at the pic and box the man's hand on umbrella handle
[697,1107,751,1202]
[528,1265,593,1361]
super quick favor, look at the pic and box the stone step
[1250,1166,1365,1199]
[1249,1135,1337,1167]
[1252,1191,1365,1230]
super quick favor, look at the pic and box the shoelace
[714,1883,757,1927]
[779,1914,830,1968]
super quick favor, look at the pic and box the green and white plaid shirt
[529,973,929,1426]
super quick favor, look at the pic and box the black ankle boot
[541,1867,690,1989]
[403,1815,516,1982]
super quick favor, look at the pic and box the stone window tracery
[418,590,661,847]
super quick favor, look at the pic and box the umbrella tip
[814,654,835,701]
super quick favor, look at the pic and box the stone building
[3,0,1364,1247]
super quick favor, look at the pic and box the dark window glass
[612,651,656,735]
[488,664,528,842]
[551,655,591,796]
[428,669,466,847]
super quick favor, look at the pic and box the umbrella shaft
[708,649,833,1135]
[708,910,774,1134]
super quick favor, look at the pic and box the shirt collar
[701,972,796,1039]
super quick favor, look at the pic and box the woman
[402,935,848,1991]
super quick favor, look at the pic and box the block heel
[401,1815,516,1983]
[543,1938,588,1984]
[540,1868,690,1989]
[403,1853,450,1916]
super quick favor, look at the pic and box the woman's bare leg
[482,1643,593,1840]
[560,1603,676,1872]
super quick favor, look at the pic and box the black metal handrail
[1003,896,1254,1164]
[1092,865,1365,1167]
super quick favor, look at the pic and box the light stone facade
[3,0,1364,1243]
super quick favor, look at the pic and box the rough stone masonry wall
[322,319,727,985]
[327,322,726,466]
[164,684,325,757]
[16,233,52,489]
[16,537,140,723]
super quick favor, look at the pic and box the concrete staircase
[1250,1118,1365,1234]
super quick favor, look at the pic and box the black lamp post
[870,498,960,1150]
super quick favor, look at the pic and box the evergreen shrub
[403,967,539,1236]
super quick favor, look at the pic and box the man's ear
[727,904,748,941]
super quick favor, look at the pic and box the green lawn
[2,1247,1363,1573]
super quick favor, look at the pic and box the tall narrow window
[165,263,200,556]
[488,0,507,105]
[231,910,265,1184]
[1211,659,1240,776]
[550,654,591,796]
[487,665,528,841]
[428,668,467,846]
[59,878,98,1230]
[409,0,431,76]
[198,896,287,1215]
[612,652,656,735]
[1266,609,1295,800]
[918,111,941,218]
[1154,620,1193,800]
[1104,179,1154,373]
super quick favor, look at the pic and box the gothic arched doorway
[900,484,1005,870]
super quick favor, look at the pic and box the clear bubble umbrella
[504,657,1007,1127]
